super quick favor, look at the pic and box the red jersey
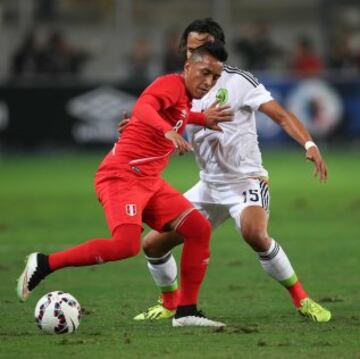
[98,74,194,177]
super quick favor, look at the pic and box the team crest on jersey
[126,204,137,217]
[216,88,229,106]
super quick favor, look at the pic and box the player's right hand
[204,101,233,132]
[165,130,193,155]
[117,111,130,135]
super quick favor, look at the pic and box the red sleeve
[188,111,206,126]
[141,74,183,109]
[132,75,183,134]
[133,94,173,133]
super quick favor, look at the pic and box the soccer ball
[34,291,81,334]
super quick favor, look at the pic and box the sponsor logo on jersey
[126,204,137,217]
[216,88,229,106]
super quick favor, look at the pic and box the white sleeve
[191,99,202,113]
[243,84,273,111]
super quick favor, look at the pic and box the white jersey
[187,64,273,184]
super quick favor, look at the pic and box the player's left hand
[306,146,328,182]
[117,111,130,135]
[204,101,233,131]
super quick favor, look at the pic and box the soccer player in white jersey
[133,18,331,323]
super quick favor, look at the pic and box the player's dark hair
[191,40,228,63]
[179,18,226,55]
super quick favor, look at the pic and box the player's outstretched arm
[259,100,328,182]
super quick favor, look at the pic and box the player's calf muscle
[143,231,183,257]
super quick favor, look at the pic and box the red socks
[287,281,308,308]
[49,224,142,271]
[175,210,211,306]
[48,207,211,311]
[162,289,179,311]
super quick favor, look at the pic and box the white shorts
[184,178,270,232]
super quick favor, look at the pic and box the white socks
[146,252,178,291]
[145,239,297,291]
[258,239,297,286]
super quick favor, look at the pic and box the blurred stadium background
[1,1,360,358]
[0,0,359,150]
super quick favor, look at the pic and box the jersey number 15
[242,189,260,203]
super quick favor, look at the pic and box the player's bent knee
[111,238,140,258]
[124,239,141,258]
[241,225,268,243]
[112,224,142,258]
[176,209,211,244]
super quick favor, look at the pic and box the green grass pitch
[0,150,359,358]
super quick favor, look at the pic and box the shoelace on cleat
[143,304,163,319]
[308,301,323,315]
[193,310,206,318]
[302,300,324,320]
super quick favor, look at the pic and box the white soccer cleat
[16,252,49,302]
[172,315,226,327]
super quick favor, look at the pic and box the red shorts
[95,173,193,234]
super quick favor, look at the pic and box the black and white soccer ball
[34,291,81,334]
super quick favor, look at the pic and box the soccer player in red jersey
[17,41,231,327]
